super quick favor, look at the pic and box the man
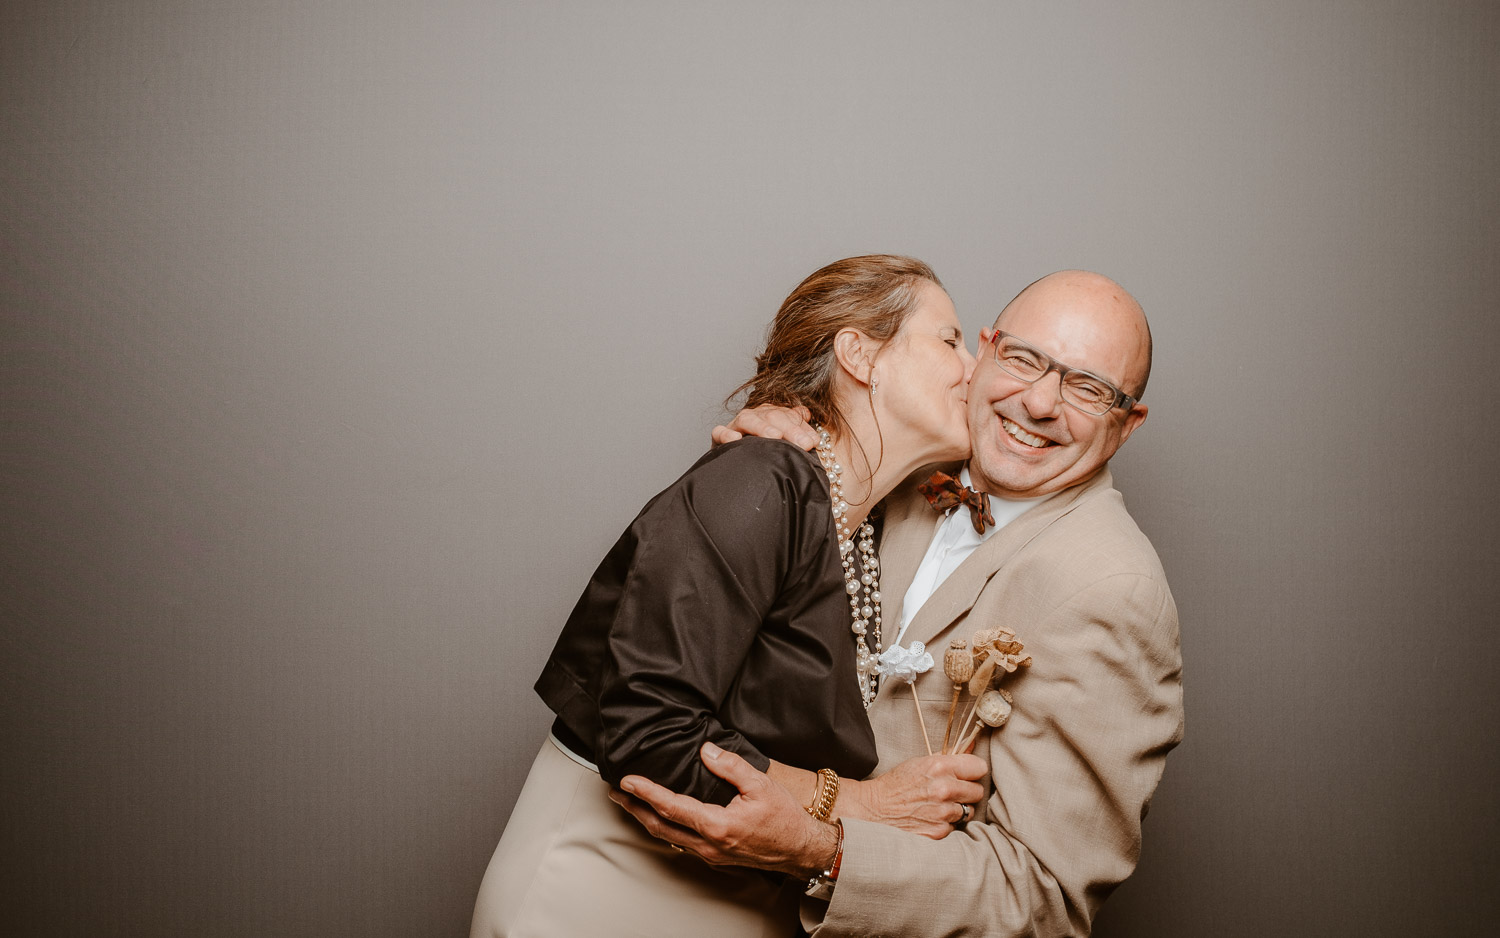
[612,270,1184,937]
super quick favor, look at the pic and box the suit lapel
[873,467,951,631]
[873,469,1114,702]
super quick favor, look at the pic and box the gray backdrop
[4,2,1497,936]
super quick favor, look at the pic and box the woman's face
[872,281,977,463]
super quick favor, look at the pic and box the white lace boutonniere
[877,641,935,753]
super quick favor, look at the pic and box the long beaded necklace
[815,426,882,708]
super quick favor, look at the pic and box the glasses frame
[989,331,1137,415]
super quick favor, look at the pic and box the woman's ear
[833,328,877,386]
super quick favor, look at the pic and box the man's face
[966,274,1149,500]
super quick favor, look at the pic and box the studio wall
[3,2,1497,935]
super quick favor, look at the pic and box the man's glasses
[990,332,1136,416]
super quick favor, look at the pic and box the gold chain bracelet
[805,767,839,822]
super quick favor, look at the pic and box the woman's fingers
[950,752,988,780]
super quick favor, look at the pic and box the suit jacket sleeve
[814,570,1183,937]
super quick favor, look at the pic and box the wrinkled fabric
[470,738,799,938]
[535,438,879,805]
[809,468,1184,938]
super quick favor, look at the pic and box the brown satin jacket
[534,437,879,805]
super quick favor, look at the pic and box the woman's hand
[711,404,819,449]
[837,753,988,839]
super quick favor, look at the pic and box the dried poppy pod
[974,689,1012,727]
[941,639,971,752]
[957,689,1014,752]
[943,639,974,684]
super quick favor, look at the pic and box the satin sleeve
[587,440,830,805]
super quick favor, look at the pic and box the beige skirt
[470,736,799,938]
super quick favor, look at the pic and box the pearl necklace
[815,426,882,708]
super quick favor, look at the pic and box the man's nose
[1020,369,1065,418]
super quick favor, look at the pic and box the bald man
[614,271,1184,937]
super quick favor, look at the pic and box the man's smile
[1001,417,1055,449]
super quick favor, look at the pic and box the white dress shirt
[892,468,1041,647]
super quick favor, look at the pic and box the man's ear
[832,328,877,386]
[1118,402,1149,446]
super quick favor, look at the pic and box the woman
[471,255,981,937]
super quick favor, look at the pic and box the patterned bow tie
[917,471,995,535]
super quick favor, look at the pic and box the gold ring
[669,843,685,853]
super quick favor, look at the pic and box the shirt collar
[958,465,1043,538]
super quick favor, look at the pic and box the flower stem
[911,683,932,755]
[942,685,962,754]
[956,719,983,754]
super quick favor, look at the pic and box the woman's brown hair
[729,254,943,439]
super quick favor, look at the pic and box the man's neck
[964,463,1105,502]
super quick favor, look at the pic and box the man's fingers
[788,428,820,450]
[617,772,672,806]
[787,406,817,449]
[697,742,770,794]
[710,425,743,446]
[614,744,768,838]
[758,405,818,450]
[726,404,819,450]
[608,790,716,856]
[733,417,787,440]
[610,783,709,843]
[610,788,686,835]
[617,774,718,834]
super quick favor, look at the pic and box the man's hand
[838,753,988,839]
[609,742,837,877]
[711,404,819,450]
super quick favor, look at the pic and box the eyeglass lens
[993,337,1119,415]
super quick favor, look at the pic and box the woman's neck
[823,420,933,530]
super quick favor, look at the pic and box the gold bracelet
[805,767,839,822]
[804,770,825,818]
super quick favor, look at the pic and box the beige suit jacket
[812,467,1184,938]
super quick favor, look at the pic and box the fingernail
[703,742,722,761]
[620,779,637,794]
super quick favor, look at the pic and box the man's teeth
[1002,418,1050,448]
